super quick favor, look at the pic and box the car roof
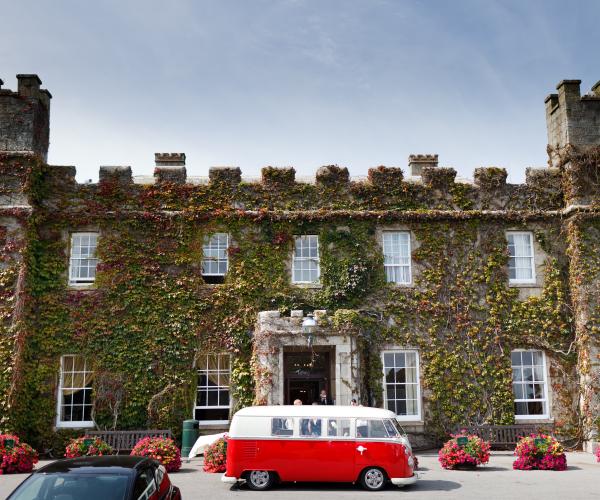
[233,405,396,419]
[37,456,155,475]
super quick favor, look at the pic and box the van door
[320,418,355,482]
[354,419,401,480]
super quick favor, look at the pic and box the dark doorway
[284,349,332,405]
[288,380,320,405]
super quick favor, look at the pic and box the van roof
[233,405,396,419]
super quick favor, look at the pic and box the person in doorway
[293,399,303,405]
[350,398,358,406]
[318,389,332,405]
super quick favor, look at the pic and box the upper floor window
[202,233,229,284]
[292,235,320,284]
[195,354,230,424]
[512,350,549,419]
[69,233,99,285]
[56,355,94,428]
[507,232,535,284]
[382,350,421,420]
[382,231,411,285]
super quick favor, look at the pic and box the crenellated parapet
[25,152,596,213]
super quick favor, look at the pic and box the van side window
[300,417,322,437]
[271,417,293,436]
[356,419,389,438]
[383,419,400,437]
[327,418,351,437]
[369,419,388,438]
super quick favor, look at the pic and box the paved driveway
[0,451,598,499]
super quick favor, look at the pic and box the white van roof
[233,405,396,419]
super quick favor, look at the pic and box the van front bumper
[221,475,238,484]
[391,473,418,487]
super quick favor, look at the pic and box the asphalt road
[1,451,598,499]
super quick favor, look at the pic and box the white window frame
[507,231,536,285]
[382,231,412,285]
[56,354,94,428]
[201,233,229,277]
[292,235,320,284]
[381,350,422,421]
[68,232,99,286]
[195,354,231,426]
[512,349,550,420]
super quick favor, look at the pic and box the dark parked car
[7,455,181,500]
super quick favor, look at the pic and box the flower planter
[438,432,491,470]
[513,434,566,471]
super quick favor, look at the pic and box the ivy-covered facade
[0,75,598,453]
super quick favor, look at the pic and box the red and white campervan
[221,405,418,491]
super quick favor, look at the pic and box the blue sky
[2,0,599,182]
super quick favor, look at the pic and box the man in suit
[318,389,332,405]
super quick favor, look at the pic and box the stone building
[0,75,598,452]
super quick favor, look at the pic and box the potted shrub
[0,434,39,474]
[513,433,567,470]
[438,432,491,470]
[65,436,114,458]
[131,437,181,472]
[203,435,228,473]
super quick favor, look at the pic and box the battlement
[0,74,51,161]
[546,79,600,167]
[26,151,572,212]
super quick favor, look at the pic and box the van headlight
[407,456,414,470]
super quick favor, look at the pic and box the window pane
[272,418,293,436]
[382,351,419,418]
[69,233,99,284]
[300,418,322,437]
[195,354,231,421]
[202,233,229,277]
[512,350,547,417]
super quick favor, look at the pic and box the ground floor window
[382,350,421,420]
[512,349,549,419]
[56,355,94,427]
[195,354,231,424]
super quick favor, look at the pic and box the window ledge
[68,283,97,291]
[292,283,323,289]
[514,417,553,424]
[55,421,95,429]
[508,282,539,288]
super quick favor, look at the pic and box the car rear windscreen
[9,473,129,500]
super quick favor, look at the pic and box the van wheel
[246,470,275,490]
[359,467,387,491]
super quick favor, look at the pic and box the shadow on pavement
[233,479,461,493]
[411,479,461,492]
[175,467,199,474]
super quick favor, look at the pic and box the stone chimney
[154,153,187,183]
[408,154,438,177]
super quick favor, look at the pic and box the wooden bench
[456,424,555,449]
[87,429,173,453]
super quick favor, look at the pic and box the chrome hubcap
[365,469,384,489]
[249,470,270,487]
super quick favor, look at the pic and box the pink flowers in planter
[438,432,491,470]
[131,437,181,472]
[595,446,600,463]
[0,434,38,474]
[513,433,567,471]
[65,436,114,458]
[203,435,228,473]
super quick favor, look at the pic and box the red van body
[222,406,417,490]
